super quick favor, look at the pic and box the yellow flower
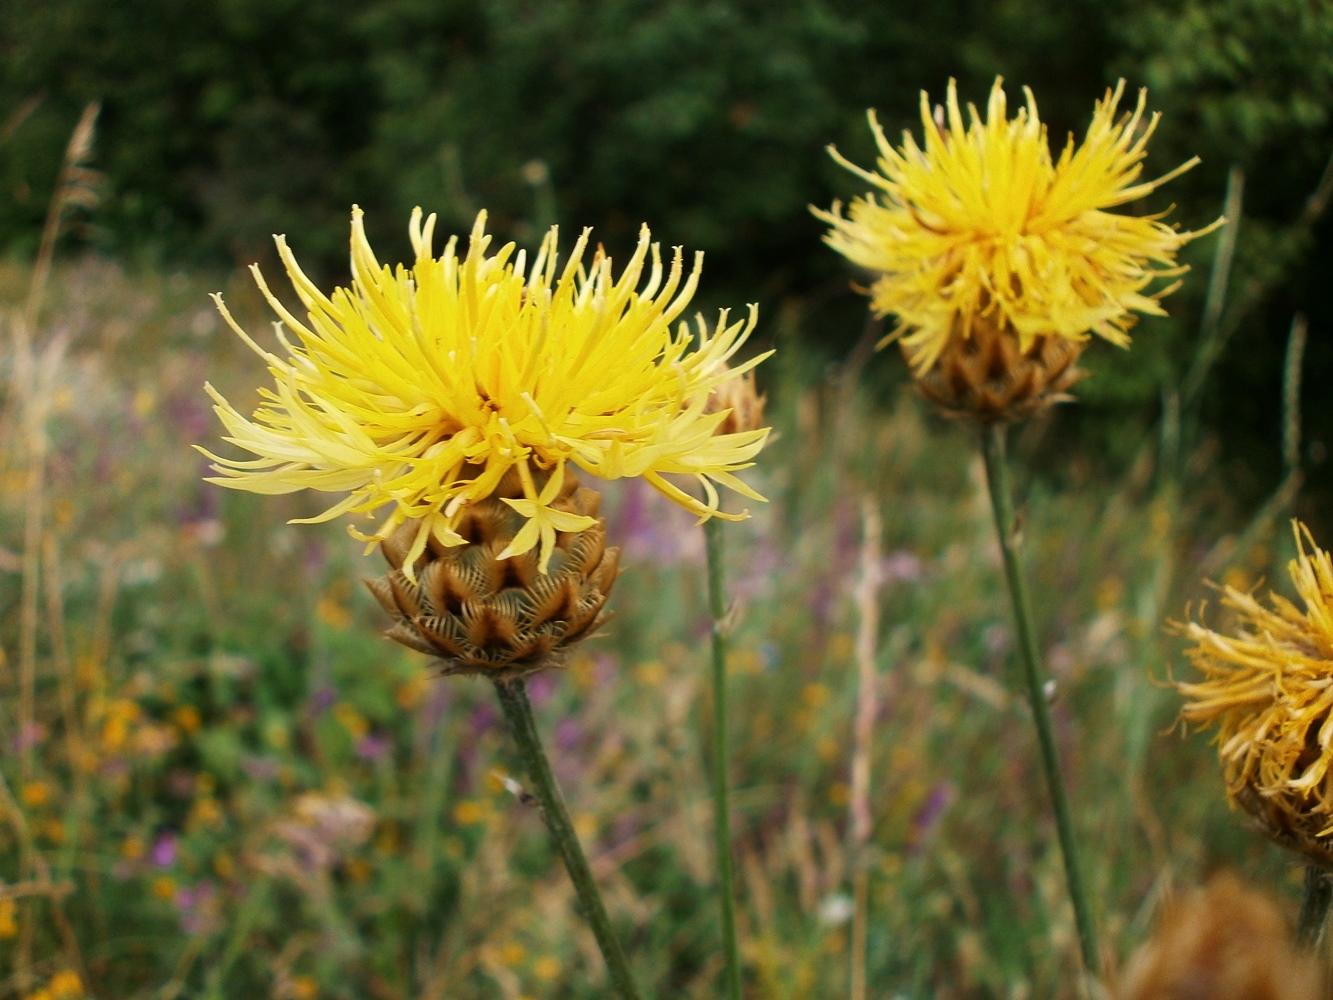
[20,781,51,809]
[1176,522,1333,860]
[48,971,83,999]
[202,209,770,575]
[815,78,1218,374]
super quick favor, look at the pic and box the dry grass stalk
[24,102,100,332]
[0,766,87,993]
[848,496,882,1000]
[43,532,87,795]
[0,94,43,148]
[0,879,75,901]
[3,99,99,996]
[10,98,98,765]
[14,329,68,778]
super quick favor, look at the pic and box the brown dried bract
[707,368,767,436]
[909,314,1085,425]
[365,467,619,679]
[1115,873,1321,1000]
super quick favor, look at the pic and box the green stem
[202,877,271,1000]
[492,678,643,1000]
[979,424,1100,974]
[704,518,744,1000]
[1298,865,1332,949]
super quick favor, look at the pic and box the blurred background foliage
[2,0,1332,503]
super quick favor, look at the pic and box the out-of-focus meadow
[2,2,1333,998]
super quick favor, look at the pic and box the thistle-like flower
[1176,523,1333,864]
[815,78,1217,422]
[202,208,770,576]
[202,208,771,675]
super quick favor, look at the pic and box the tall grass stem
[704,518,744,1000]
[1179,166,1244,417]
[1197,311,1307,580]
[492,677,643,1000]
[980,425,1100,974]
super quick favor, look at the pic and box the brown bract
[365,467,619,678]
[706,368,767,436]
[910,313,1086,424]
[1115,873,1320,1000]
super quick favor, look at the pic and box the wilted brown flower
[365,465,619,678]
[1115,873,1320,1000]
[1176,522,1333,864]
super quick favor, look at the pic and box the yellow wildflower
[20,781,51,809]
[48,971,83,999]
[533,956,562,982]
[173,704,202,733]
[452,799,489,826]
[1176,522,1333,862]
[152,876,177,900]
[816,77,1217,375]
[201,208,770,576]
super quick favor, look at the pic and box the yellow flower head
[1176,523,1333,858]
[201,208,771,575]
[815,78,1218,374]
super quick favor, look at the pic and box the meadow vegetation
[3,2,1333,996]
[0,250,1313,997]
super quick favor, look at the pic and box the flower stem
[979,424,1100,974]
[1298,865,1332,949]
[704,518,745,1000]
[492,678,643,1000]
